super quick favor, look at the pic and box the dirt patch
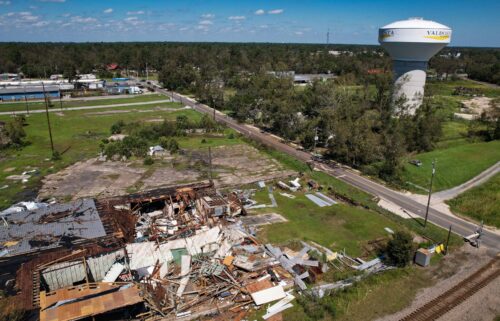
[206,145,295,187]
[38,144,295,200]
[38,158,146,200]
[377,245,499,321]
[461,97,496,115]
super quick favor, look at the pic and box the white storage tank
[379,18,452,114]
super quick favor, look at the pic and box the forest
[1,42,499,182]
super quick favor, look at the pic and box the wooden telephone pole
[424,159,436,228]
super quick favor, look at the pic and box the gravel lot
[378,246,499,321]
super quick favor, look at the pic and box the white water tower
[379,18,452,114]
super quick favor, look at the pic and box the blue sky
[0,0,499,46]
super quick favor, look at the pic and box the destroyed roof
[0,199,107,258]
[103,181,214,205]
[39,282,143,321]
[201,194,228,207]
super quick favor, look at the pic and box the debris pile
[0,180,395,320]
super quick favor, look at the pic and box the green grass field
[426,79,500,98]
[0,94,167,112]
[257,191,399,257]
[402,140,500,193]
[0,102,203,209]
[447,173,500,228]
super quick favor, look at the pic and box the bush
[201,138,207,144]
[167,138,179,153]
[385,231,415,267]
[51,150,61,161]
[110,120,126,134]
[159,136,170,149]
[143,156,154,165]
[227,132,235,139]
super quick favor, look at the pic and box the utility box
[415,248,432,267]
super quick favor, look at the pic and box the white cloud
[125,16,138,21]
[259,24,268,29]
[71,16,97,23]
[199,20,213,25]
[179,26,189,31]
[38,0,66,2]
[103,8,113,14]
[0,1,11,5]
[294,31,304,36]
[228,16,245,20]
[127,10,144,15]
[268,9,284,14]
[254,9,265,15]
[33,20,49,27]
[201,13,214,19]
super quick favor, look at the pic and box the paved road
[434,161,500,200]
[0,99,172,116]
[150,85,500,250]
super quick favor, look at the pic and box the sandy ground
[461,96,495,114]
[377,246,500,321]
[38,144,295,200]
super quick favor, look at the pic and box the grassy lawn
[426,79,500,98]
[257,191,399,257]
[0,102,203,210]
[0,94,167,112]
[402,140,500,193]
[447,173,500,228]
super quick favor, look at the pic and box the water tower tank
[379,18,452,114]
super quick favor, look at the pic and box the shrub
[385,230,415,267]
[167,138,179,153]
[143,156,154,165]
[110,120,126,134]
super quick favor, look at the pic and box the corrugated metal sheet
[305,194,330,207]
[0,199,107,257]
[42,261,86,290]
[87,250,125,281]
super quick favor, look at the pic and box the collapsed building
[1,180,389,321]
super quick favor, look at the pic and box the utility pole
[146,62,149,82]
[23,85,29,115]
[59,88,63,111]
[313,127,319,152]
[424,159,436,228]
[327,28,330,45]
[445,225,452,255]
[42,82,55,155]
[208,146,213,183]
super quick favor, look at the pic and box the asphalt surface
[150,84,499,250]
[434,161,500,200]
[0,99,172,116]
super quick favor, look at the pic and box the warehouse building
[0,86,60,102]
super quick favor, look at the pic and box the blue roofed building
[0,85,60,102]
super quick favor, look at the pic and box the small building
[293,74,336,84]
[198,194,230,217]
[106,83,142,95]
[49,74,64,80]
[148,145,168,157]
[107,63,121,71]
[414,248,432,267]
[0,85,60,102]
[0,73,20,81]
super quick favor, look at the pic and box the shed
[415,248,432,267]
